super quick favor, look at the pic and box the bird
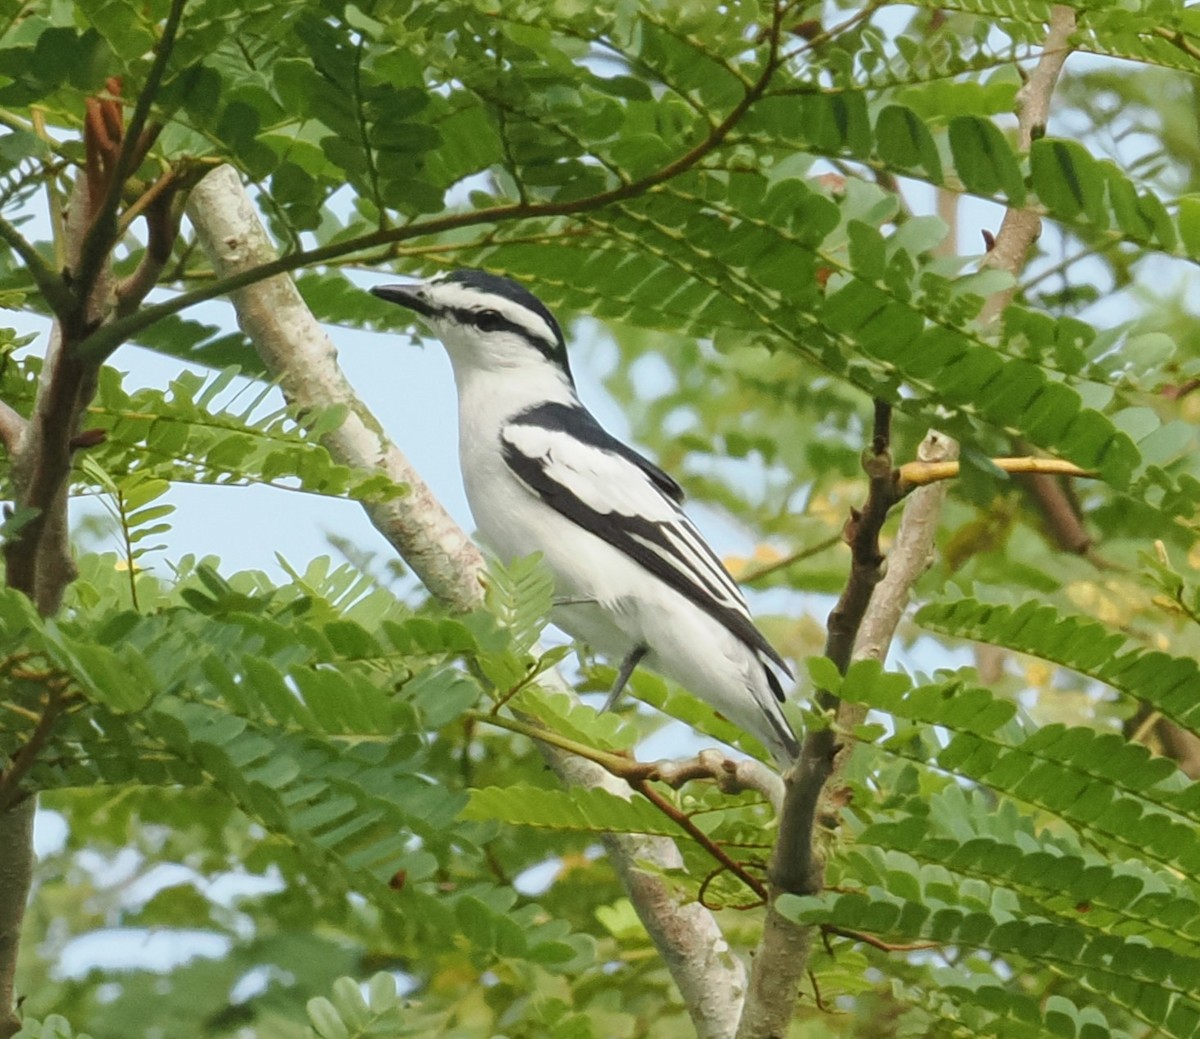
[371,269,798,765]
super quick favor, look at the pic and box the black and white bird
[371,269,798,765]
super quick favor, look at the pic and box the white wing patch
[503,424,678,523]
[500,411,788,675]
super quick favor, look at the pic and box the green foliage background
[2,0,1200,1035]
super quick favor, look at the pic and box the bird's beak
[371,282,436,318]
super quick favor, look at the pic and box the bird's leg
[601,644,648,713]
[553,596,597,607]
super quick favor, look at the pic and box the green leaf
[1177,195,1200,260]
[462,784,685,836]
[1031,138,1107,228]
[876,105,943,183]
[948,115,1025,203]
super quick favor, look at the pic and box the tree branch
[70,0,183,317]
[855,432,958,665]
[737,423,957,1037]
[0,678,67,813]
[737,400,901,1038]
[972,8,1097,568]
[0,798,33,1039]
[0,214,73,319]
[186,166,484,607]
[0,403,27,456]
[979,4,1077,324]
[186,164,749,1039]
[897,454,1095,494]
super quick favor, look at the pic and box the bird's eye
[474,309,504,332]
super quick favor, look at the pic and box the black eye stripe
[444,304,558,352]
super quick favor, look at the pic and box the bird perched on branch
[371,269,798,765]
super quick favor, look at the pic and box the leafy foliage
[2,0,1200,1037]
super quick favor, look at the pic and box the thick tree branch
[737,401,901,1038]
[738,422,957,1036]
[0,799,33,1039]
[0,65,185,1025]
[4,179,102,613]
[186,164,748,1039]
[186,166,484,607]
[735,26,1077,1024]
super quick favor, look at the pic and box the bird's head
[372,269,572,384]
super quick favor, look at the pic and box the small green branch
[740,534,843,585]
[0,212,73,318]
[470,709,770,898]
[469,709,638,775]
[114,488,141,611]
[0,675,68,812]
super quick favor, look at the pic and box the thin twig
[473,711,774,896]
[777,1,885,64]
[471,708,641,776]
[740,533,842,585]
[0,681,67,813]
[1152,25,1200,63]
[633,780,767,901]
[822,924,938,954]
[898,455,1096,494]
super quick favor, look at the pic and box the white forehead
[427,278,559,347]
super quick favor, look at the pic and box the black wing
[501,402,791,685]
